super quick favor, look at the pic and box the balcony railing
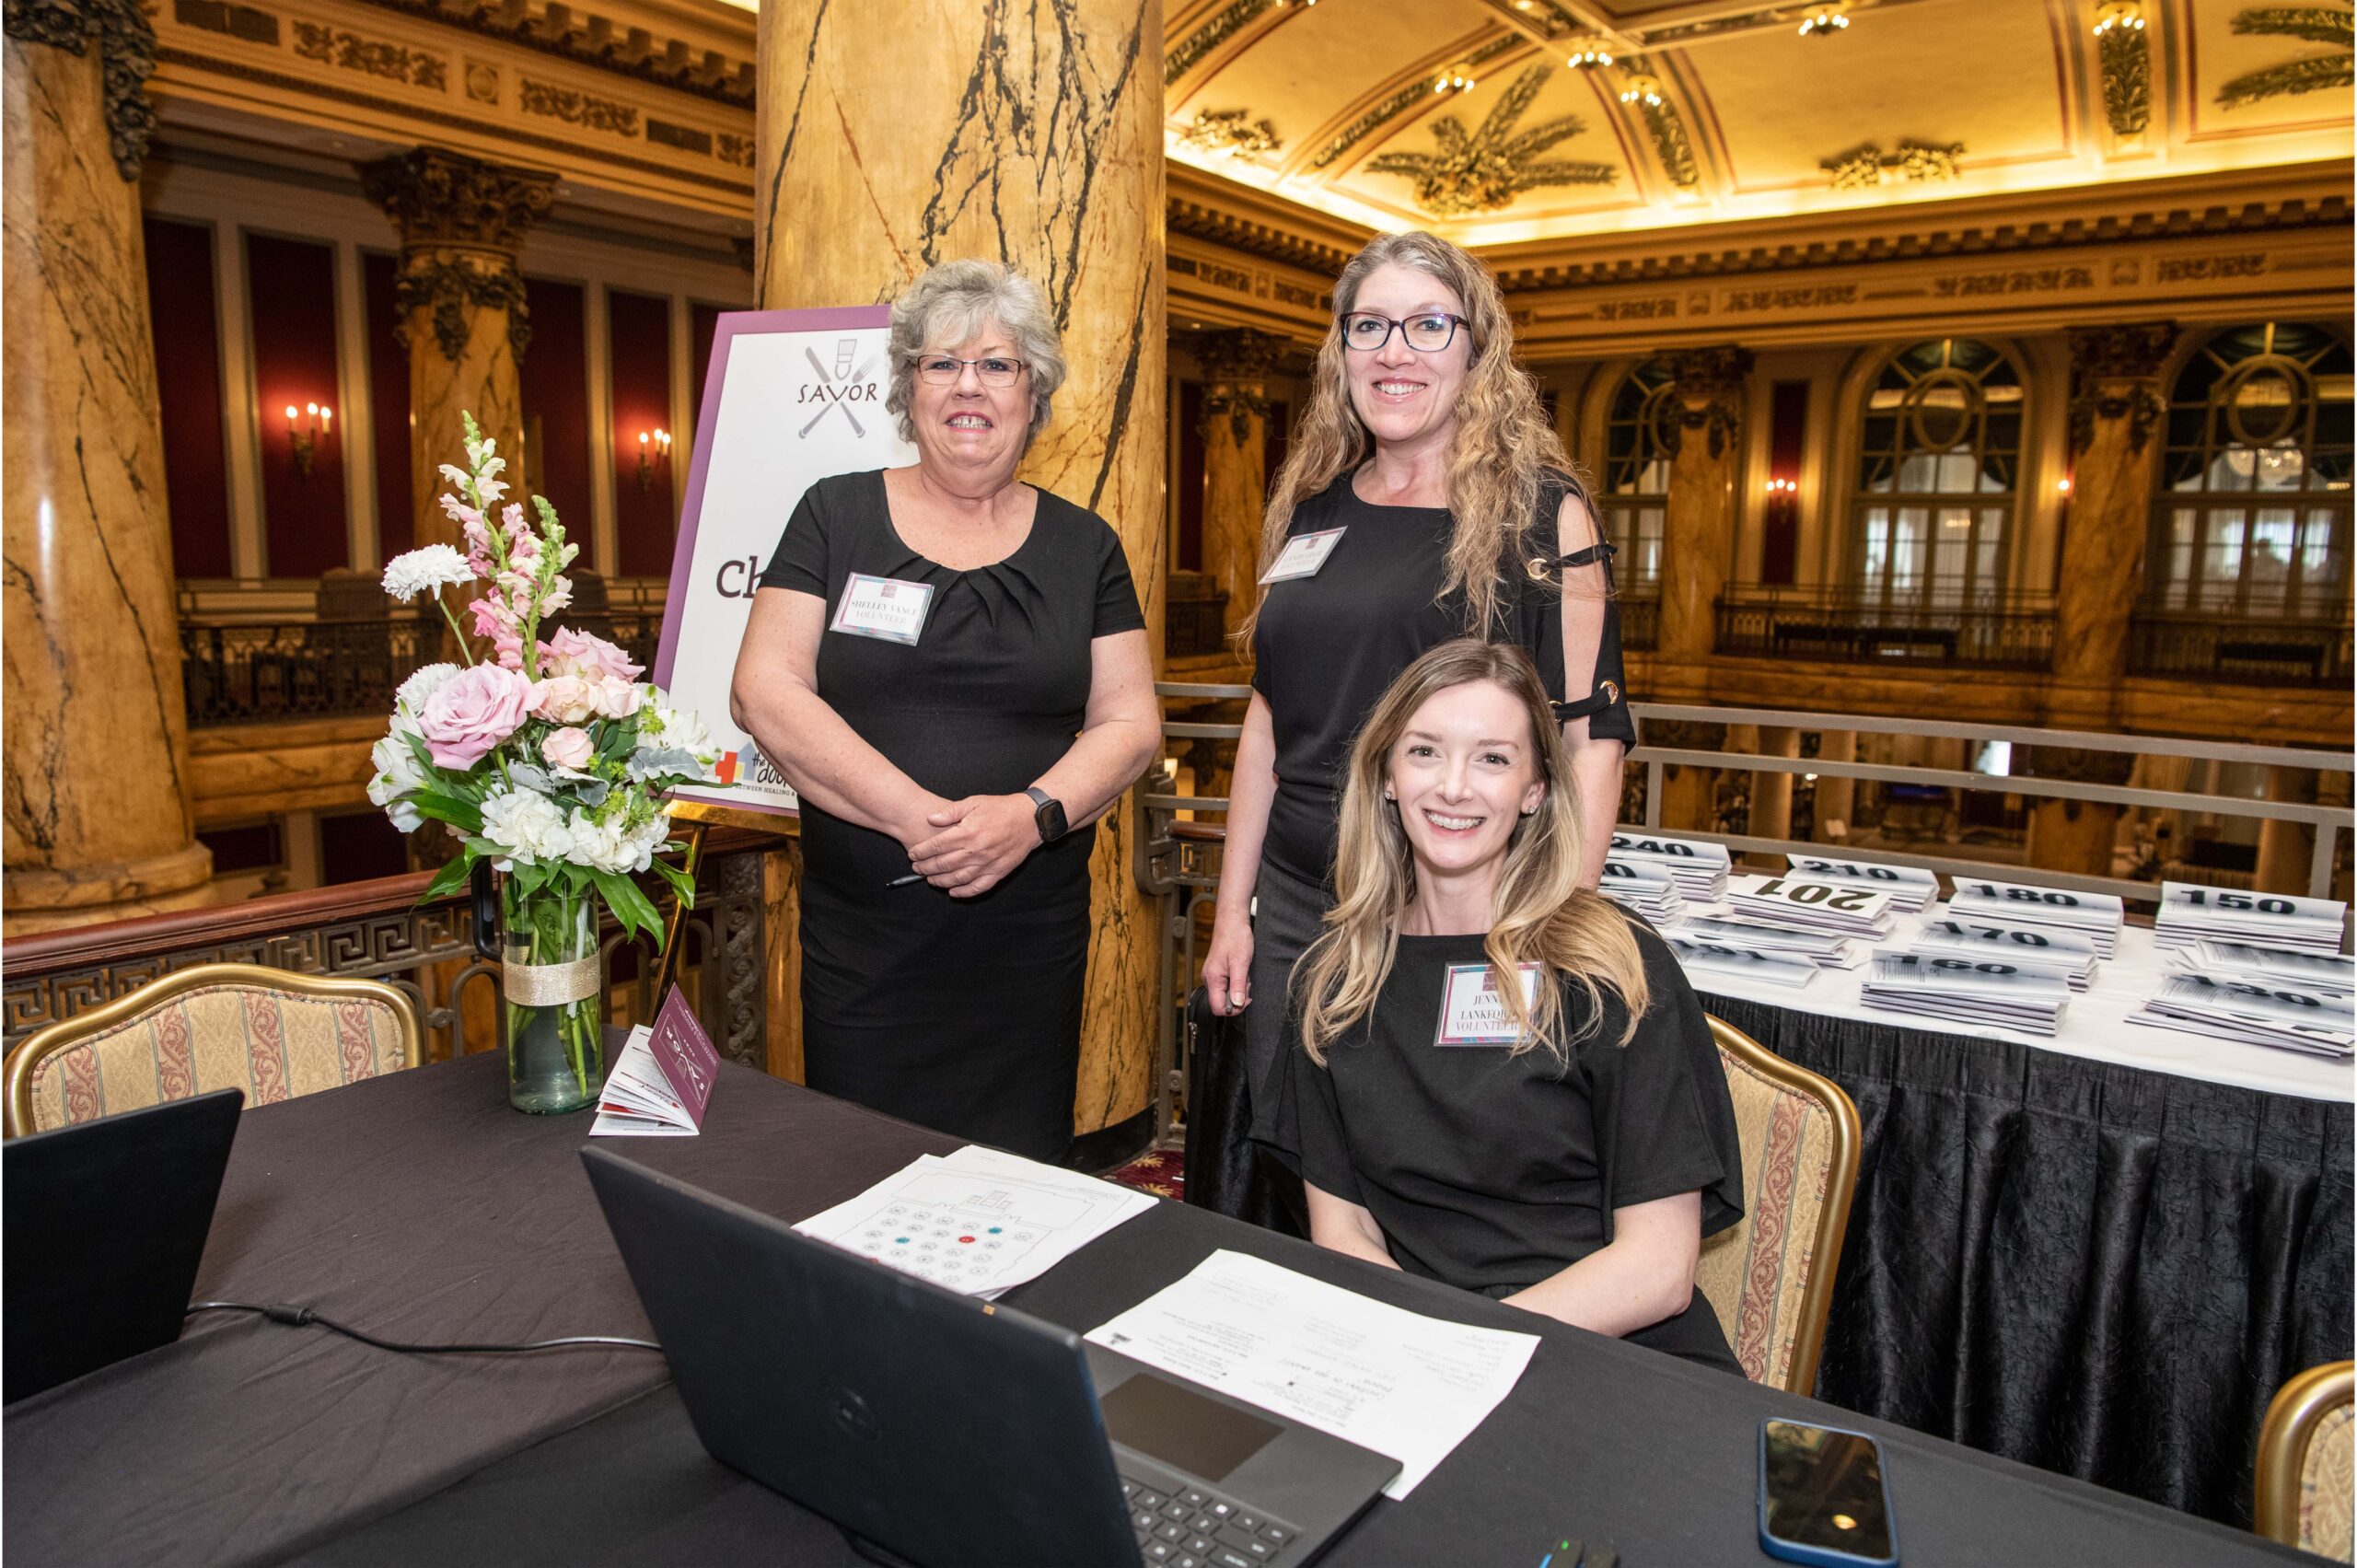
[2127,610,2353,688]
[1165,571,1232,662]
[1620,593,1658,651]
[1713,586,2055,669]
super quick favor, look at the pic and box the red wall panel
[246,232,347,578]
[362,250,412,561]
[519,277,593,565]
[144,217,233,579]
[608,288,675,578]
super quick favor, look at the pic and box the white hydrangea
[366,731,432,832]
[480,787,574,869]
[380,545,477,603]
[567,808,669,875]
[635,690,720,764]
[394,662,462,720]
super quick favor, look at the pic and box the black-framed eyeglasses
[911,354,1028,388]
[1340,311,1469,354]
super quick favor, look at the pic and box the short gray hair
[887,260,1066,448]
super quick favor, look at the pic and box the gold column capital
[357,146,558,256]
[2068,320,2177,454]
[1663,344,1753,462]
[1196,327,1287,386]
[2,0,156,180]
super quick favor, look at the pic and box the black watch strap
[1025,786,1067,844]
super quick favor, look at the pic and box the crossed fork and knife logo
[798,338,881,439]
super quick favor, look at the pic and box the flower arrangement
[367,414,724,1109]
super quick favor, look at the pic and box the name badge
[1434,961,1543,1047]
[1259,527,1345,584]
[830,572,935,645]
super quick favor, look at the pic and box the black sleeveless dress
[758,470,1145,1160]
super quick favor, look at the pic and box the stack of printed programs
[2152,882,2350,954]
[1945,878,2122,958]
[1782,852,1939,914]
[1666,933,1819,991]
[1598,857,1684,923]
[1608,831,1731,903]
[2171,939,2355,999]
[2129,974,2354,1059]
[1724,872,1898,942]
[1859,951,2072,1035]
[1911,916,2100,991]
[1679,914,1863,970]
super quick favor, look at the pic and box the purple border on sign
[656,304,891,819]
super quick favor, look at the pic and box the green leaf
[409,791,484,833]
[592,869,665,947]
[421,851,476,903]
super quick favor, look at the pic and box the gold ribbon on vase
[502,952,602,1006]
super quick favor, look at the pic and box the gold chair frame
[1704,1015,1864,1397]
[2256,1359,2356,1551]
[4,962,424,1138]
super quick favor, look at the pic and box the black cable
[187,1300,660,1355]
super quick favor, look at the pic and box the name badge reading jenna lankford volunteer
[829,572,935,645]
[1434,961,1544,1047]
[1258,527,1346,585]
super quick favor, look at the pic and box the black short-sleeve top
[755,469,1144,897]
[1249,471,1635,888]
[1252,915,1744,1365]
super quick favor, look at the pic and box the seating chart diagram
[842,1174,1089,1289]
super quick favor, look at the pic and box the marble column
[358,149,556,555]
[1655,346,1752,688]
[1198,329,1284,642]
[2049,322,2176,728]
[756,0,1164,1138]
[1748,726,1800,846]
[1812,730,1857,842]
[2020,745,2135,879]
[4,0,216,934]
[2254,766,2318,898]
[1648,719,1726,835]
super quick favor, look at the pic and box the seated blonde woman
[1252,639,1745,1371]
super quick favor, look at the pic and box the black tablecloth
[1698,993,2355,1530]
[6,1048,2318,1567]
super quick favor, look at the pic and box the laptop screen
[1100,1371,1283,1483]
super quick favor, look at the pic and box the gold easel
[649,797,799,999]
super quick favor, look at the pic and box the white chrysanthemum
[381,545,477,603]
[481,788,574,869]
[567,808,668,875]
[636,691,720,764]
[394,662,461,718]
[366,731,433,832]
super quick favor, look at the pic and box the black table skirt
[1698,993,2354,1530]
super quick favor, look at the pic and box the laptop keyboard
[1121,1476,1297,1568]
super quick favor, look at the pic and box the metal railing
[1713,586,2056,668]
[1620,593,1658,651]
[2127,610,2354,687]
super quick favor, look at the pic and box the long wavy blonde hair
[1248,231,1581,645]
[1294,640,1650,1065]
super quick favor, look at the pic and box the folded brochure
[590,985,721,1136]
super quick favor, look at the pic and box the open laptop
[582,1146,1398,1568]
[5,1087,242,1403]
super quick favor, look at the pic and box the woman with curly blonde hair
[1256,640,1743,1370]
[1202,229,1636,1126]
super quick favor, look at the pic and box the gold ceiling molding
[1178,107,1283,162]
[1165,0,1281,87]
[1820,139,1962,192]
[1302,33,1521,172]
[2218,5,2353,109]
[1167,162,1371,273]
[2092,2,2150,136]
[350,0,751,107]
[1363,62,1613,216]
[1615,58,1700,193]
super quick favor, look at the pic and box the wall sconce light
[2057,477,2073,494]
[636,427,673,493]
[284,401,333,479]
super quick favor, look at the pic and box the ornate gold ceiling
[1163,0,2354,244]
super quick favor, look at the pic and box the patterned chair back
[4,964,423,1137]
[1691,1016,1862,1396]
[2258,1360,2355,1562]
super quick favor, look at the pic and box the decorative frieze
[1178,108,1282,163]
[3,0,157,179]
[518,73,637,135]
[1822,139,1961,191]
[291,18,444,89]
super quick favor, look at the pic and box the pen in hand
[885,873,925,888]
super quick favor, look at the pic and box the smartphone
[1758,1418,1898,1567]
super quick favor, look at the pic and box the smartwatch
[1025,786,1069,845]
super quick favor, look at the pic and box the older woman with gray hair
[731,258,1158,1161]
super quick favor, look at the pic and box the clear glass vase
[501,881,606,1114]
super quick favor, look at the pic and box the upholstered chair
[2258,1360,2355,1562]
[5,963,423,1137]
[1691,1016,1863,1396]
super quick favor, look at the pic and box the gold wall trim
[348,0,750,107]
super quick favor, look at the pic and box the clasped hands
[903,793,1041,898]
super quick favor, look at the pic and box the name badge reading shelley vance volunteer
[829,572,935,645]
[1259,527,1346,584]
[1435,961,1544,1047]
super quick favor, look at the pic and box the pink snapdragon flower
[417,663,530,768]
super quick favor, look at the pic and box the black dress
[758,470,1145,1161]
[1251,916,1747,1372]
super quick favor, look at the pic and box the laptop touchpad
[1101,1373,1283,1482]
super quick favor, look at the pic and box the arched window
[1596,358,1673,592]
[1851,338,2023,609]
[2149,322,2352,618]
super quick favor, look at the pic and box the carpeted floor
[1102,1142,1185,1201]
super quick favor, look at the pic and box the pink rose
[589,676,642,720]
[531,675,598,725]
[540,726,596,771]
[548,626,644,684]
[417,663,531,769]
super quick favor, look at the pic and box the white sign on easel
[654,306,920,815]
